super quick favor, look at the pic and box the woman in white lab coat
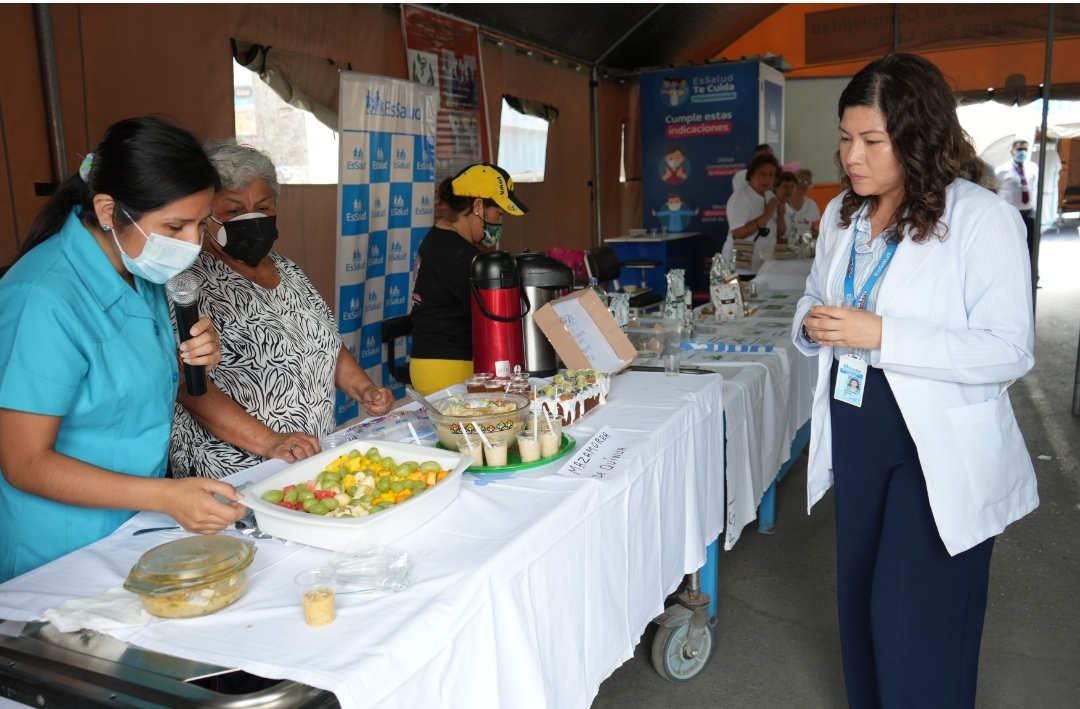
[794,54,1037,709]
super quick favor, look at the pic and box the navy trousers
[829,362,994,709]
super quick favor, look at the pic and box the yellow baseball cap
[451,163,528,216]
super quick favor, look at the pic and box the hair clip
[78,153,94,183]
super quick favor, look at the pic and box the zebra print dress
[170,251,341,479]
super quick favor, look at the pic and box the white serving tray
[244,440,470,552]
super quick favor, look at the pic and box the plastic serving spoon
[406,388,437,410]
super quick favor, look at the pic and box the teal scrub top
[0,208,180,582]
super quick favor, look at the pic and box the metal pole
[33,4,67,183]
[1073,336,1080,414]
[1033,4,1053,311]
[893,5,900,53]
[590,66,602,246]
[589,4,667,246]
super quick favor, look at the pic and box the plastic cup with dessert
[295,568,336,627]
[483,440,508,467]
[464,377,488,393]
[458,439,484,467]
[472,372,494,382]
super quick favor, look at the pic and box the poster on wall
[402,3,491,184]
[336,71,437,425]
[640,62,782,265]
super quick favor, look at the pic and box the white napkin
[41,586,152,634]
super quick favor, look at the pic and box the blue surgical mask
[113,208,202,284]
[1014,150,1029,163]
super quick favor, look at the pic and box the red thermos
[470,250,527,378]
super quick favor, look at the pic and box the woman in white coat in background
[794,54,1037,709]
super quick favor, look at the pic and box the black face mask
[212,213,278,267]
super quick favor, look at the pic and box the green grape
[419,461,442,473]
[348,449,362,458]
[308,502,328,515]
[323,498,339,510]
[261,489,284,504]
[302,497,320,512]
[346,485,359,496]
[377,477,392,493]
[297,488,315,502]
[283,488,299,503]
[390,480,407,493]
[394,463,413,477]
[365,448,382,463]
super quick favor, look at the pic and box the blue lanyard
[844,217,898,310]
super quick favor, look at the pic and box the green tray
[436,433,576,473]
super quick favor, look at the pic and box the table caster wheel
[650,622,713,683]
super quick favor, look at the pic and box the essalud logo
[345,248,366,272]
[364,288,382,313]
[415,194,433,215]
[346,198,367,224]
[364,88,423,120]
[346,147,367,170]
[390,240,408,262]
[341,296,362,322]
[361,335,380,359]
[386,284,407,307]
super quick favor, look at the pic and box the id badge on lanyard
[834,354,868,407]
[833,217,897,406]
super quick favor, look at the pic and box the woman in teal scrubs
[0,118,246,582]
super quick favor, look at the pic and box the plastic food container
[244,440,471,552]
[426,392,530,450]
[123,536,256,618]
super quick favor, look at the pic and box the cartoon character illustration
[651,193,699,233]
[660,143,690,185]
[660,77,689,107]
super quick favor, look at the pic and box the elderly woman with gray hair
[170,140,393,480]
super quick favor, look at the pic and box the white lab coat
[792,179,1038,556]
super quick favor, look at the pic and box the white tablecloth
[754,257,813,292]
[0,373,724,709]
[680,288,817,548]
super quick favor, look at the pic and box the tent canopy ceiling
[427,3,783,70]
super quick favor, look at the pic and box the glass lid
[124,536,255,596]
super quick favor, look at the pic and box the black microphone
[166,272,207,396]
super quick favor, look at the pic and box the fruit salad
[259,447,451,518]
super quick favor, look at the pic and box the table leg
[700,539,720,622]
[757,421,812,535]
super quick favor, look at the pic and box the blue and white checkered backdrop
[336,72,437,425]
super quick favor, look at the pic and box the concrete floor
[593,227,1080,709]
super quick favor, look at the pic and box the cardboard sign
[533,289,636,374]
[556,426,632,481]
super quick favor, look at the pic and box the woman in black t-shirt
[409,163,528,395]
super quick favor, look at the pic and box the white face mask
[113,208,202,284]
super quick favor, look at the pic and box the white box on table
[533,289,636,374]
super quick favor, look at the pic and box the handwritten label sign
[550,299,627,374]
[556,425,633,481]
